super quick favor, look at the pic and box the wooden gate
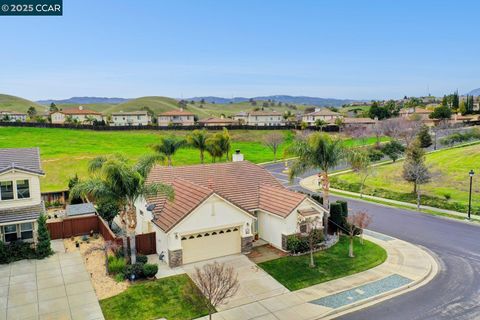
[135,232,156,255]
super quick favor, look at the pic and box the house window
[21,222,33,240]
[4,225,17,242]
[299,222,308,234]
[0,181,14,200]
[16,180,30,199]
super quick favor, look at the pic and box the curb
[317,234,439,319]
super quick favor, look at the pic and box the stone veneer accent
[281,234,289,251]
[241,236,253,253]
[168,249,183,267]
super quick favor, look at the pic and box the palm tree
[206,135,224,163]
[84,115,96,125]
[151,135,185,166]
[218,128,231,161]
[187,129,210,164]
[288,133,344,234]
[70,154,173,263]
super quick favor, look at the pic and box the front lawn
[258,237,387,291]
[99,274,210,320]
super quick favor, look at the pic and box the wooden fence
[47,215,156,255]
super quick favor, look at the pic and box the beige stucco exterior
[0,170,42,211]
[135,193,325,266]
[51,111,103,124]
[111,112,151,126]
[157,114,195,126]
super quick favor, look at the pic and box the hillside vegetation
[0,94,46,113]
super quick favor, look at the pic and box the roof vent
[146,204,156,211]
[232,150,244,162]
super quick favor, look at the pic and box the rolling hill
[37,97,130,105]
[0,94,47,113]
[466,88,480,96]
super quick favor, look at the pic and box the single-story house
[0,148,45,243]
[399,107,433,121]
[135,160,327,267]
[342,117,377,130]
[198,117,238,127]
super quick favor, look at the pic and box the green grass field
[331,143,480,213]
[100,274,210,320]
[259,237,387,291]
[0,127,384,192]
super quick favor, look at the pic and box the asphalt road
[263,162,480,320]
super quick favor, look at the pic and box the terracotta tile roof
[149,179,213,232]
[399,107,432,114]
[259,186,305,217]
[56,107,102,115]
[158,109,195,116]
[343,117,376,124]
[198,117,237,124]
[146,161,306,231]
[0,111,27,116]
[249,111,283,116]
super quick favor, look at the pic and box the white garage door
[181,227,241,264]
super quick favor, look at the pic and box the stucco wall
[0,171,41,210]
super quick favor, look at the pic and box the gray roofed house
[0,147,46,243]
[0,148,44,175]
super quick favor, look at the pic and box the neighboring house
[157,109,195,126]
[0,111,27,122]
[302,108,343,126]
[343,117,377,130]
[233,111,249,124]
[135,160,326,267]
[399,107,433,121]
[50,106,103,124]
[449,114,479,125]
[233,111,284,126]
[0,148,45,243]
[110,111,151,126]
[198,117,238,127]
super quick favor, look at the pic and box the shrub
[108,255,126,275]
[124,262,144,279]
[142,263,158,278]
[329,203,346,232]
[336,200,348,218]
[114,273,125,282]
[286,236,309,254]
[444,193,451,201]
[136,254,148,264]
[367,148,384,162]
[310,193,323,205]
[36,214,52,259]
[0,240,36,264]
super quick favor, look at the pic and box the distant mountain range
[466,88,480,96]
[37,97,130,105]
[188,95,364,107]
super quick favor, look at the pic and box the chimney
[232,149,244,162]
[314,107,321,112]
[78,106,84,110]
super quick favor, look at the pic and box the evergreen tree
[36,215,52,258]
[417,125,432,148]
[452,90,459,110]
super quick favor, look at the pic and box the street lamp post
[468,170,474,220]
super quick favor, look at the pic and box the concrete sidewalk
[195,231,437,320]
[300,174,480,222]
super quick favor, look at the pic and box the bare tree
[380,118,404,141]
[186,262,239,320]
[403,161,432,210]
[398,119,422,148]
[346,211,372,257]
[372,120,384,147]
[301,216,323,268]
[263,132,284,162]
[348,150,374,198]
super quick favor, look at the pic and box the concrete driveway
[183,254,288,311]
[0,240,104,320]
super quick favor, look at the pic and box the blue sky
[0,0,479,100]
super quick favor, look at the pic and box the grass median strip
[258,237,387,291]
